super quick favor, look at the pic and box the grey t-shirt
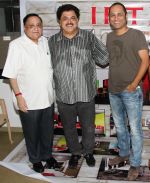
[106,28,148,93]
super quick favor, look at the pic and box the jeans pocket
[123,85,141,94]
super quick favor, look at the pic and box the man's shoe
[69,155,81,168]
[45,157,60,170]
[108,155,129,166]
[84,154,95,167]
[127,166,139,181]
[33,162,44,173]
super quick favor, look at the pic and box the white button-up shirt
[2,34,54,110]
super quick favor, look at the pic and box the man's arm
[127,49,149,92]
[92,34,109,67]
[10,78,28,112]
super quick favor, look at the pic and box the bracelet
[15,92,22,96]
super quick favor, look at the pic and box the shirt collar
[56,28,84,41]
[23,34,43,45]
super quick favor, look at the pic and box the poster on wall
[20,0,150,44]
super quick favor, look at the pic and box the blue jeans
[109,87,143,167]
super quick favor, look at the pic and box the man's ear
[126,14,128,21]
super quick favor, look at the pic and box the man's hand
[16,95,28,112]
[126,83,137,92]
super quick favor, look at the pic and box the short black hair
[56,4,80,22]
[109,2,127,15]
[23,13,43,25]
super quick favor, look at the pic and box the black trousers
[19,104,54,163]
[57,100,95,155]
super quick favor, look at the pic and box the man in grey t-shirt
[106,2,149,181]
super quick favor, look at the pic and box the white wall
[0,79,21,127]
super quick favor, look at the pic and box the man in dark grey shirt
[106,2,149,181]
[49,4,109,168]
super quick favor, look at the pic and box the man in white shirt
[2,13,59,173]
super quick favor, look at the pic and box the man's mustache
[66,23,74,26]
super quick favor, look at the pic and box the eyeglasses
[25,24,42,29]
[61,16,78,22]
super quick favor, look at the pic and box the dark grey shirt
[106,28,148,93]
[49,29,109,104]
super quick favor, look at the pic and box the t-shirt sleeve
[2,41,21,79]
[135,31,148,52]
